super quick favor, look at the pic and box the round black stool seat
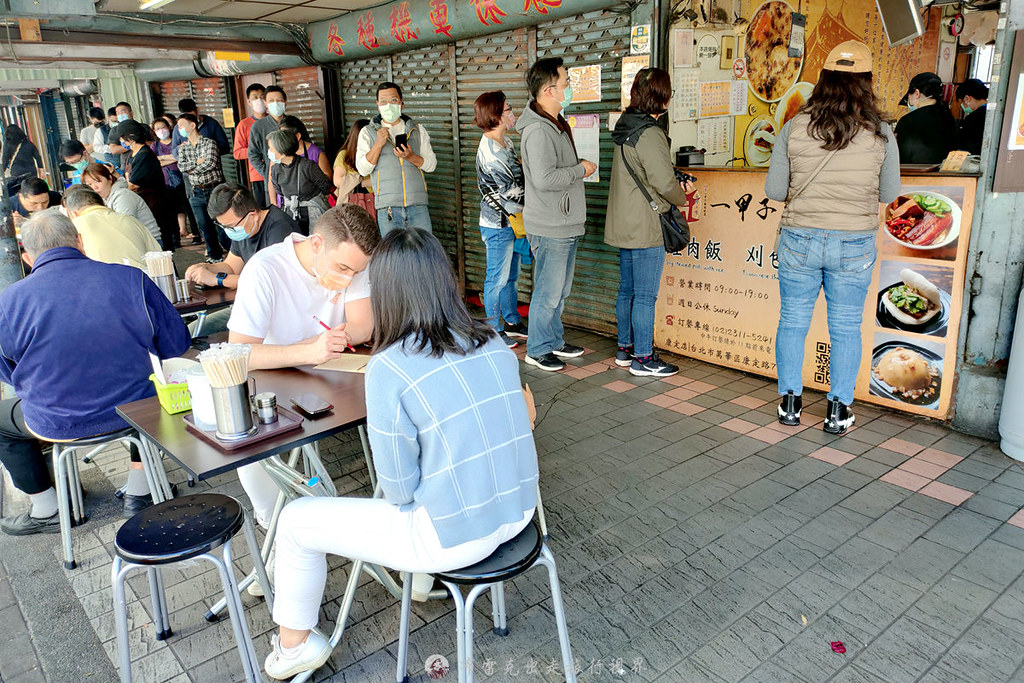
[61,426,136,446]
[115,494,244,566]
[433,521,542,585]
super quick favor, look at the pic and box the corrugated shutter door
[341,57,389,125]
[391,47,459,262]
[537,9,630,334]
[274,67,325,148]
[157,81,191,116]
[455,28,532,299]
[191,77,229,128]
[54,97,71,143]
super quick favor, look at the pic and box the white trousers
[237,461,280,529]
[272,496,533,630]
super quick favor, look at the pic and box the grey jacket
[515,102,587,238]
[361,114,429,209]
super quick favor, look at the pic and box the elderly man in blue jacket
[0,209,190,534]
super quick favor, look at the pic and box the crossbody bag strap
[619,144,660,212]
[787,148,838,203]
[4,142,22,175]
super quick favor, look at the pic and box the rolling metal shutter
[455,28,532,299]
[274,66,326,149]
[340,57,389,125]
[536,8,630,334]
[191,77,230,128]
[156,81,190,117]
[391,46,461,270]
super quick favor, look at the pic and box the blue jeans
[775,228,876,406]
[616,247,665,357]
[377,205,432,235]
[526,234,579,357]
[188,185,227,260]
[480,227,521,331]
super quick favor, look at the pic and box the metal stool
[51,427,173,569]
[395,521,576,683]
[111,493,271,683]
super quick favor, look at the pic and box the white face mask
[251,98,267,115]
[267,101,286,118]
[156,129,171,141]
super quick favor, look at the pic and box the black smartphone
[290,393,333,418]
[394,133,409,151]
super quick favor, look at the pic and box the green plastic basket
[150,374,191,414]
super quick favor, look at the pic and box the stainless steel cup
[153,274,176,302]
[175,279,190,302]
[211,377,258,441]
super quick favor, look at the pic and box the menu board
[653,170,976,418]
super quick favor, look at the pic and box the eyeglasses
[215,214,246,231]
[378,97,401,105]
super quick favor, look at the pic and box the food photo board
[652,170,976,419]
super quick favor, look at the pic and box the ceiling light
[139,0,176,10]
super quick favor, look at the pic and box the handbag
[619,146,690,254]
[348,191,376,214]
[3,142,22,179]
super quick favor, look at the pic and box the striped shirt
[366,333,538,548]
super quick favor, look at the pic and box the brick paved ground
[4,326,1024,682]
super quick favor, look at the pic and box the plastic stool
[395,521,576,683]
[51,427,173,569]
[110,494,271,683]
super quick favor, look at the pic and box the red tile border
[897,458,950,480]
[1007,509,1024,529]
[603,380,636,393]
[686,380,718,394]
[748,426,788,444]
[720,417,759,434]
[919,481,973,506]
[564,368,596,380]
[645,394,680,408]
[666,387,700,402]
[731,395,768,409]
[915,448,964,468]
[880,469,930,492]
[668,401,705,416]
[879,437,925,456]
[660,375,693,387]
[808,446,856,467]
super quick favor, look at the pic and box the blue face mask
[558,83,573,111]
[121,141,131,150]
[117,113,130,122]
[222,214,252,241]
[71,159,88,171]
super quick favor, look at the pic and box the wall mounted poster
[621,55,650,108]
[652,170,976,418]
[568,114,601,183]
[568,65,602,104]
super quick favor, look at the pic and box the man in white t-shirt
[228,204,380,370]
[228,205,380,595]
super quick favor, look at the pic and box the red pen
[313,315,356,353]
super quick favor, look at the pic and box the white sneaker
[247,546,275,597]
[264,631,332,680]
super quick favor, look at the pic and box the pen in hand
[313,315,356,353]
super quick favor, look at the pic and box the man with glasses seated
[355,81,437,234]
[226,205,379,592]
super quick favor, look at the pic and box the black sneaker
[122,493,154,518]
[778,392,802,426]
[0,512,60,536]
[524,353,565,372]
[552,344,585,359]
[629,354,679,377]
[615,345,634,367]
[190,236,204,245]
[504,320,528,339]
[823,398,855,435]
[499,331,518,349]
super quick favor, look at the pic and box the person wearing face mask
[59,140,90,186]
[176,112,228,262]
[606,68,695,378]
[121,122,178,251]
[80,163,161,244]
[894,72,958,165]
[170,97,230,156]
[516,57,597,372]
[226,206,378,574]
[104,101,137,165]
[78,107,105,162]
[356,81,438,234]
[268,128,332,235]
[955,78,989,156]
[92,107,120,170]
[233,83,270,209]
[473,91,528,349]
[64,185,161,270]
[150,117,194,244]
[248,85,289,204]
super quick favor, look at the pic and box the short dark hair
[268,129,299,156]
[107,107,117,117]
[265,85,287,101]
[474,91,506,131]
[207,183,257,220]
[178,98,197,113]
[177,112,199,128]
[19,177,50,198]
[245,83,266,98]
[88,106,105,121]
[59,139,86,159]
[377,82,403,100]
[370,228,494,358]
[313,204,381,255]
[629,68,672,115]
[120,123,150,145]
[115,101,132,112]
[281,115,311,142]
[527,57,564,99]
[957,78,989,101]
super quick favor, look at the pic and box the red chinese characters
[390,2,419,43]
[357,11,380,50]
[327,21,345,56]
[428,0,453,37]
[523,0,560,14]
[472,0,507,26]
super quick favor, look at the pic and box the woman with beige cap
[764,40,900,435]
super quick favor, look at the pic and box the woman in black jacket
[2,125,43,194]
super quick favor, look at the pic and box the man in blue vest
[355,81,437,234]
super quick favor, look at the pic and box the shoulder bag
[619,146,690,254]
[773,148,838,252]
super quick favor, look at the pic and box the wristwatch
[216,272,227,287]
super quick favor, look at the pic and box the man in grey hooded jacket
[516,57,597,371]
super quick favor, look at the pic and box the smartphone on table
[290,393,333,419]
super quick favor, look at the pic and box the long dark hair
[4,124,26,147]
[804,70,886,151]
[340,119,368,169]
[370,228,494,358]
